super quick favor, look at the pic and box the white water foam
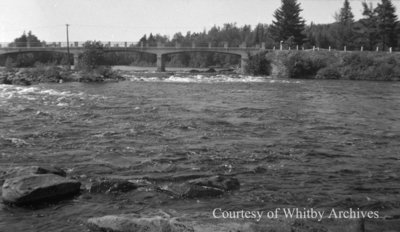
[0,85,82,98]
[0,84,101,107]
[127,74,301,83]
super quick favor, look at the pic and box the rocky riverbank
[0,66,125,86]
[2,165,400,231]
[0,66,242,86]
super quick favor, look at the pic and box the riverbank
[0,65,240,86]
[0,65,126,86]
[266,51,400,81]
[2,50,400,85]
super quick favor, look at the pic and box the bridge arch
[157,50,248,72]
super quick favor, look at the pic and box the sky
[1,0,399,43]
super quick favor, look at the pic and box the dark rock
[205,68,216,73]
[162,183,224,199]
[183,184,224,198]
[30,166,66,177]
[89,179,137,194]
[188,175,240,191]
[189,69,200,73]
[2,174,81,205]
[157,175,239,199]
[87,214,194,232]
[218,68,235,73]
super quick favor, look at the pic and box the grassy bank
[261,51,400,81]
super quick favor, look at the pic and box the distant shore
[0,65,240,86]
[264,51,400,81]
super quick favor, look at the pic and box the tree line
[1,0,399,68]
[136,0,399,51]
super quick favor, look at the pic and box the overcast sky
[1,0,399,42]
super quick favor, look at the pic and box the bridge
[0,41,267,72]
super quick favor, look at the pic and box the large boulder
[87,214,194,232]
[2,174,81,205]
[158,176,240,199]
[161,183,224,199]
[89,179,137,194]
[188,175,240,191]
[183,185,224,198]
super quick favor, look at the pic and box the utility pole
[66,24,70,69]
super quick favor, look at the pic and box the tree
[11,31,42,47]
[80,41,105,70]
[332,0,355,49]
[336,0,354,24]
[375,0,398,49]
[138,34,147,46]
[270,0,306,45]
[147,33,156,46]
[360,2,380,49]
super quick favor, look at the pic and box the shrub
[245,51,272,76]
[79,41,106,71]
[339,52,400,80]
[315,66,342,79]
[28,62,63,83]
[282,51,332,78]
[77,66,123,82]
[5,57,16,71]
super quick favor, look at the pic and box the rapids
[1,75,399,231]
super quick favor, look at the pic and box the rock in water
[161,183,224,199]
[188,175,240,191]
[183,185,224,198]
[2,174,81,205]
[89,179,137,194]
[87,214,194,232]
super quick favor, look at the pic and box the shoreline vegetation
[1,50,399,86]
[247,50,400,81]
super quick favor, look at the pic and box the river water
[0,74,399,231]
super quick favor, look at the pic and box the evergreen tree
[147,33,156,46]
[12,31,42,47]
[360,2,379,49]
[333,0,355,49]
[337,0,354,24]
[375,0,398,49]
[270,0,305,45]
[138,34,147,45]
[253,24,265,45]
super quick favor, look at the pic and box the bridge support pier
[156,54,165,72]
[240,54,248,74]
[73,54,79,69]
